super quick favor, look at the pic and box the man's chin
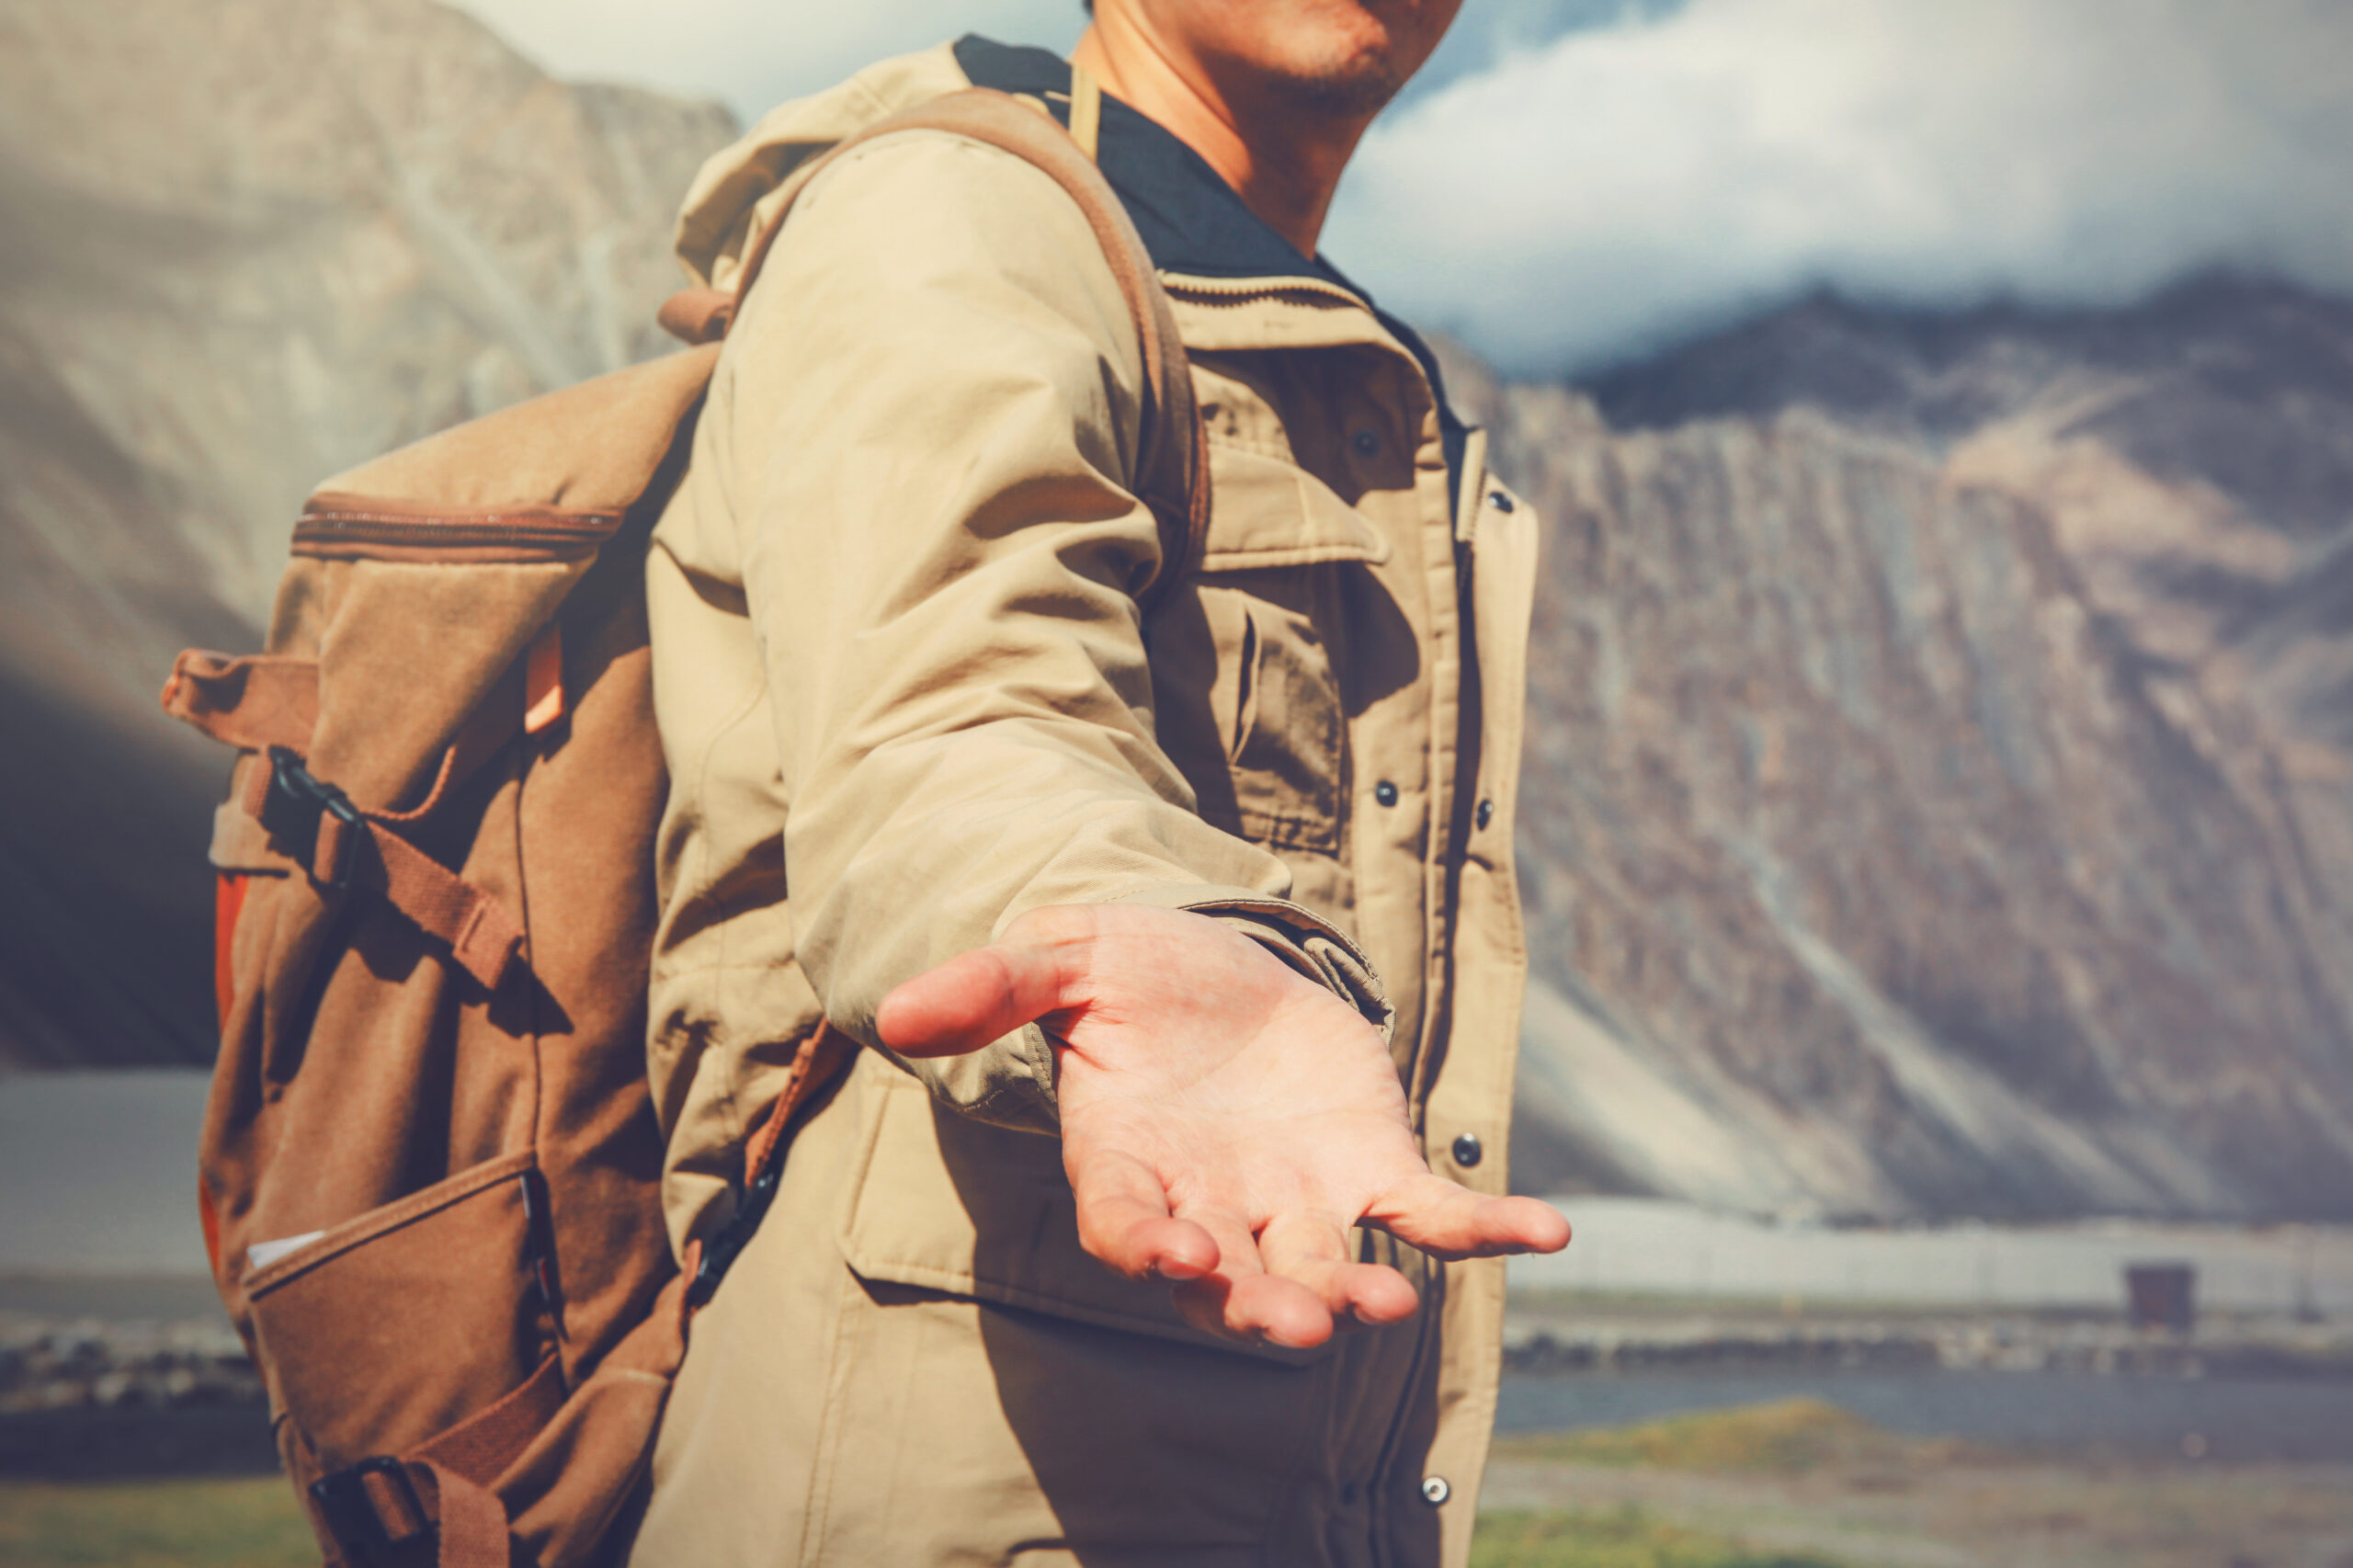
[1280,57,1409,120]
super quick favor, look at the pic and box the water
[1515,1199,2353,1315]
[1498,1368,2353,1462]
[0,1071,210,1275]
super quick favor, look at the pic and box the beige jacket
[642,39,1536,1567]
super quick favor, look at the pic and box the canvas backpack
[157,82,1205,1568]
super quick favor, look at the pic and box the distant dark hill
[1588,277,2353,540]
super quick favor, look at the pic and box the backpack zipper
[292,499,623,561]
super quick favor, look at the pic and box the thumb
[875,938,1068,1058]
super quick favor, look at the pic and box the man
[632,3,1564,1562]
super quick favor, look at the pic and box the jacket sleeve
[720,130,1385,1132]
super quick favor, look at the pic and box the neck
[1071,19,1371,259]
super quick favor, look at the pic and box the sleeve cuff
[1111,883,1396,1045]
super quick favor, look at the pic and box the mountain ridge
[4,0,2350,1220]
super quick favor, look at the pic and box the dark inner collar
[952,36,1469,474]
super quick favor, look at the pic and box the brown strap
[351,818,526,992]
[414,1460,510,1568]
[160,652,319,753]
[240,762,525,991]
[740,1022,854,1187]
[413,1354,567,1485]
[655,288,733,347]
[313,1357,555,1563]
[183,641,534,991]
[366,1357,563,1568]
[661,87,1206,609]
[168,649,529,820]
[683,1023,856,1315]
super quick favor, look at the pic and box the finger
[875,941,1064,1058]
[1221,1272,1338,1349]
[1166,1207,1262,1339]
[1256,1211,1419,1328]
[1068,1146,1216,1282]
[1165,1207,1333,1349]
[1365,1176,1572,1261]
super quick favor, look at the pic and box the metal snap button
[1374,780,1400,807]
[1451,1132,1483,1168]
[1351,429,1381,460]
[1420,1475,1451,1506]
[1487,489,1516,513]
[1475,799,1495,831]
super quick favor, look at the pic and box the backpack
[157,82,1204,1568]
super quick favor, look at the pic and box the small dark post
[2125,1263,2197,1335]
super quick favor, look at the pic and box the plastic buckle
[310,1455,429,1561]
[685,1154,783,1311]
[264,745,364,890]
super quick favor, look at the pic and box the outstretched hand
[876,903,1569,1348]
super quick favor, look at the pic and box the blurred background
[3,1,2351,1564]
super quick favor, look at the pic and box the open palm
[877,903,1569,1347]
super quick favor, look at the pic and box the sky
[450,0,2353,376]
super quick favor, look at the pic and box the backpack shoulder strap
[656,84,1207,609]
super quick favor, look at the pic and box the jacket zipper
[1160,273,1369,308]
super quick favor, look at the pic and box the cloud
[1325,0,2353,374]
[445,0,1085,119]
[449,0,2353,378]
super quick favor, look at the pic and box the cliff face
[0,0,734,1063]
[1454,279,2353,1219]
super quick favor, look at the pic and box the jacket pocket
[1187,443,1385,856]
[244,1151,553,1473]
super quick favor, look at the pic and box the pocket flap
[245,1152,549,1471]
[835,1071,1326,1366]
[1202,444,1390,570]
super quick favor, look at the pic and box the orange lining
[214,872,247,1024]
[524,624,565,734]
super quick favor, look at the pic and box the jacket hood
[672,37,1466,482]
[671,36,1336,295]
[672,41,970,292]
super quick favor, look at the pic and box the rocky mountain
[5,0,2350,1221]
[0,0,734,1063]
[1450,278,2353,1220]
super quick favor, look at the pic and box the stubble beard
[1280,52,1410,120]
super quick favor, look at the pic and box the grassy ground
[1485,1400,2353,1568]
[0,1478,313,1568]
[1471,1403,1891,1567]
[1474,1505,1847,1567]
[0,1475,1842,1568]
[1495,1398,1972,1475]
[0,1476,1842,1568]
[7,1402,2351,1568]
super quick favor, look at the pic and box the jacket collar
[953,36,1330,286]
[953,36,1468,468]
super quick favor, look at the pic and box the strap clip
[311,1455,429,1561]
[262,745,364,889]
[686,1153,782,1310]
